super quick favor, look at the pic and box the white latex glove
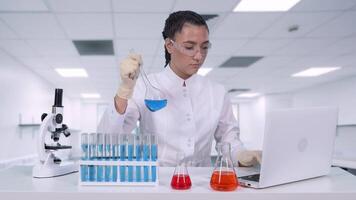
[116,53,143,99]
[237,150,262,167]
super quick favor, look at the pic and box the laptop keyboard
[239,174,260,182]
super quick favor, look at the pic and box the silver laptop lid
[257,107,338,188]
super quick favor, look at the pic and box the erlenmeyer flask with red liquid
[210,142,239,191]
[171,151,192,190]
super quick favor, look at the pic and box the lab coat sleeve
[97,98,140,134]
[214,92,245,166]
[97,99,125,134]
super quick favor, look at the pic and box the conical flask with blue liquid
[130,49,167,112]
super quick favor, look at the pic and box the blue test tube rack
[79,133,158,186]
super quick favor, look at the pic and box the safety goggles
[170,39,212,57]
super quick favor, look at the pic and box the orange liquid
[171,174,192,190]
[210,171,238,191]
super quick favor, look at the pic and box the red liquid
[171,174,192,190]
[210,171,238,191]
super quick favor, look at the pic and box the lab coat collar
[163,64,198,87]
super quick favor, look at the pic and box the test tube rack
[78,160,159,186]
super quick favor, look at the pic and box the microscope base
[33,161,78,178]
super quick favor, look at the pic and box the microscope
[33,88,77,178]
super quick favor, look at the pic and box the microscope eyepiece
[54,88,63,107]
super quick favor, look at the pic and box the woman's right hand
[116,53,143,100]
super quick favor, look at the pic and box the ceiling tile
[48,0,111,12]
[235,39,291,56]
[113,0,174,12]
[172,0,238,13]
[208,39,249,56]
[307,11,356,38]
[0,49,22,67]
[206,68,241,80]
[258,12,341,38]
[314,37,356,56]
[26,39,79,56]
[291,0,356,11]
[0,20,20,39]
[0,0,48,11]
[114,13,168,39]
[212,12,283,38]
[115,39,160,56]
[57,14,114,39]
[203,55,231,68]
[17,57,50,70]
[274,38,338,56]
[0,13,67,39]
[0,39,38,57]
[43,56,83,68]
[81,56,117,69]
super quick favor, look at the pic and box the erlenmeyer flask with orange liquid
[210,142,239,191]
[171,151,192,190]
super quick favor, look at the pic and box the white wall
[238,76,356,151]
[293,76,356,125]
[239,96,266,149]
[0,59,80,164]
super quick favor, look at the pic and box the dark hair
[162,10,209,67]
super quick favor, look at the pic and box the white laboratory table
[1,166,356,200]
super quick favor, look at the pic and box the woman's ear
[165,38,174,54]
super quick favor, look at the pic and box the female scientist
[98,10,261,167]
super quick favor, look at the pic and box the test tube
[143,135,150,182]
[135,135,142,182]
[104,133,111,182]
[80,133,89,182]
[127,134,134,182]
[119,134,127,182]
[151,135,158,182]
[96,133,104,182]
[88,133,96,182]
[111,134,118,182]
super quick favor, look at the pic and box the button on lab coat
[98,66,244,166]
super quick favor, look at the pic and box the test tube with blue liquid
[88,133,96,182]
[111,134,119,182]
[80,133,89,182]
[119,134,127,182]
[104,133,111,182]
[127,134,134,182]
[135,135,142,182]
[96,133,104,182]
[143,135,150,182]
[151,135,158,182]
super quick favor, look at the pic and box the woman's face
[165,23,210,80]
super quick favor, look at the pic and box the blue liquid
[151,144,157,161]
[143,144,150,161]
[144,166,149,182]
[104,144,111,182]
[136,166,141,182]
[120,144,126,161]
[120,166,126,182]
[151,166,156,182]
[80,165,88,182]
[88,144,96,181]
[144,99,167,112]
[135,144,142,182]
[81,144,89,160]
[112,166,118,182]
[112,145,118,182]
[88,165,95,182]
[128,145,134,161]
[96,144,104,182]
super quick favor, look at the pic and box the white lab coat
[98,65,244,166]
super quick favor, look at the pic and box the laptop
[238,107,338,188]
